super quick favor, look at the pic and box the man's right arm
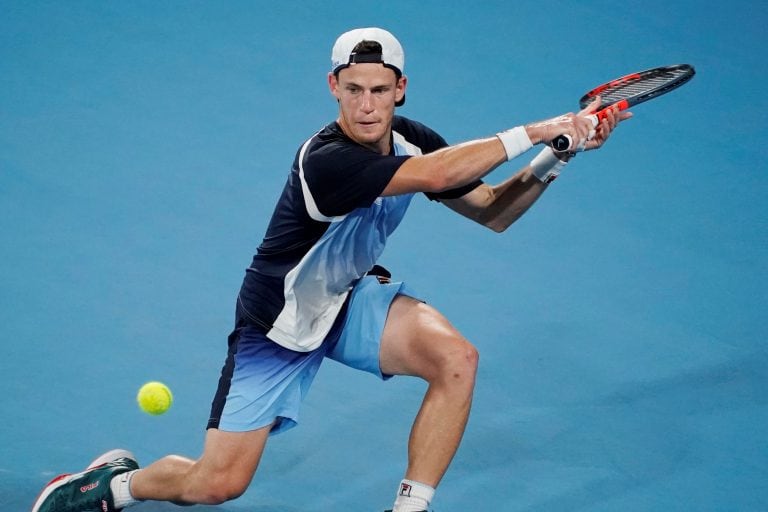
[381,111,596,197]
[382,136,507,196]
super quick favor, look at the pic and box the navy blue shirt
[238,116,481,351]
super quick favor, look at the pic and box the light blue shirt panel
[267,133,418,351]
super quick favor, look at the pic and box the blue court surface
[2,1,766,511]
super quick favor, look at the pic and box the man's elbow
[483,218,511,233]
[479,209,524,232]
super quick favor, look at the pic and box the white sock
[391,479,434,512]
[110,469,140,509]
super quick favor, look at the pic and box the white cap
[331,27,405,76]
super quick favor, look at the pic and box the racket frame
[551,64,695,151]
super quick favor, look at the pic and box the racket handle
[550,114,600,152]
[551,134,572,152]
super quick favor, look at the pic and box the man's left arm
[440,164,550,232]
[442,106,625,232]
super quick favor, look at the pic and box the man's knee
[433,337,479,387]
[192,470,252,505]
[184,427,270,505]
[452,340,480,378]
[382,298,479,381]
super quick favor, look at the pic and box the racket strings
[582,67,693,108]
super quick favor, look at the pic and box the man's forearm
[475,168,547,232]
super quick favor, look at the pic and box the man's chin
[356,130,384,144]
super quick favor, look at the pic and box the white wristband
[530,146,568,184]
[496,126,533,161]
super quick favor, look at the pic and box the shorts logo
[399,482,412,497]
[80,481,99,493]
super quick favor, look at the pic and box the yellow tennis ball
[137,381,173,415]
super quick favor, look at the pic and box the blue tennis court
[2,1,766,510]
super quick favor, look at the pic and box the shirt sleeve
[424,180,483,201]
[303,142,410,217]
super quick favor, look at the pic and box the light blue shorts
[208,276,419,435]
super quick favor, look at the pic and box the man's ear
[328,72,341,102]
[396,75,407,103]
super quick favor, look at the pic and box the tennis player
[32,27,629,512]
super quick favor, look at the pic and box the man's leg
[30,426,271,512]
[128,425,271,505]
[379,295,479,508]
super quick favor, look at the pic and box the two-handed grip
[550,113,601,152]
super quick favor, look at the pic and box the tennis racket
[551,64,696,152]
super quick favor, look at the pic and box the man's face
[328,63,407,154]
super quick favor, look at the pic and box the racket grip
[551,135,571,152]
[550,114,599,152]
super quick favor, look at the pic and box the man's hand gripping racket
[550,64,696,152]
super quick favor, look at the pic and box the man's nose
[360,91,375,113]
